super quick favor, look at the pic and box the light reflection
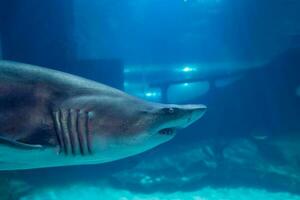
[182,66,197,72]
[145,92,157,97]
[144,89,162,101]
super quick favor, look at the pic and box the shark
[0,61,206,170]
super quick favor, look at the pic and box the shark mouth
[158,128,176,136]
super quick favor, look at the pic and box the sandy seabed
[20,185,300,200]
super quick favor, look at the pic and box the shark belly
[0,138,152,170]
[0,145,114,170]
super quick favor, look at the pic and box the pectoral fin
[0,136,44,150]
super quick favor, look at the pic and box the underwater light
[145,92,157,97]
[144,90,162,100]
[182,66,197,72]
[183,83,189,86]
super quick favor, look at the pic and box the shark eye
[161,108,175,114]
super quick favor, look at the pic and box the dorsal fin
[0,136,43,150]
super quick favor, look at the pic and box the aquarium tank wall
[0,0,300,199]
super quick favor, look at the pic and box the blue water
[0,0,300,199]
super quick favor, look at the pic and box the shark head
[133,103,207,147]
[153,104,206,135]
[89,96,207,158]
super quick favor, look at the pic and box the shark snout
[181,104,207,128]
[157,104,207,136]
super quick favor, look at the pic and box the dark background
[0,0,300,196]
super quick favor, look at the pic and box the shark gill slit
[53,111,64,154]
[79,111,92,155]
[76,110,86,155]
[60,109,72,155]
[53,109,92,156]
[86,112,93,154]
[68,109,78,155]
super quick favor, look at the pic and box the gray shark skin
[0,61,206,170]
